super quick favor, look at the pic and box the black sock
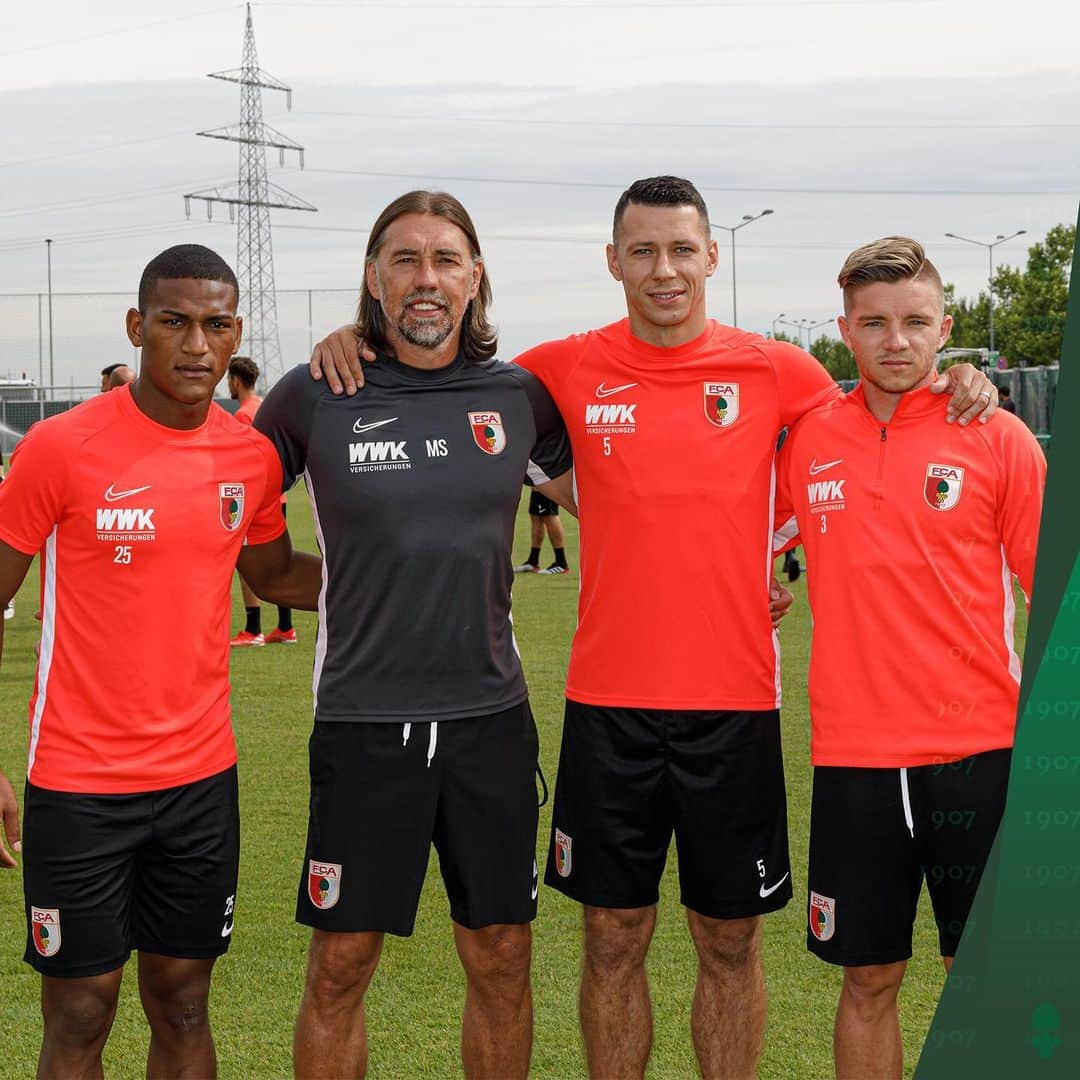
[245,606,262,636]
[526,547,541,565]
[553,547,567,568]
[277,607,293,632]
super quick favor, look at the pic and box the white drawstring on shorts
[402,721,439,767]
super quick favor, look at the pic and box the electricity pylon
[184,3,316,387]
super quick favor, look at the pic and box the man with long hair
[255,191,574,1079]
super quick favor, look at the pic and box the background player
[0,244,320,1080]
[227,355,297,646]
[514,489,570,575]
[774,237,1045,1080]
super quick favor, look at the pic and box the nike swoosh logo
[808,459,843,475]
[220,921,234,938]
[759,872,790,899]
[104,484,151,501]
[595,382,638,398]
[531,860,539,900]
[531,883,539,900]
[352,417,399,434]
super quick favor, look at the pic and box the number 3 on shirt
[820,514,827,534]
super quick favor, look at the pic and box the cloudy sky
[1,0,1076,388]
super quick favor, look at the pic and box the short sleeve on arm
[244,434,287,547]
[0,421,70,555]
[253,365,318,492]
[510,366,573,485]
[772,424,801,554]
[768,340,841,428]
[513,336,579,398]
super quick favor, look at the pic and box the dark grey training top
[255,353,572,723]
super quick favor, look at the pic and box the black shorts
[297,701,541,936]
[22,766,240,978]
[528,491,559,517]
[807,748,1011,966]
[544,700,792,918]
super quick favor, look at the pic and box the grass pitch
[0,488,1024,1077]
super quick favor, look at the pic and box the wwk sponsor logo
[96,506,156,542]
[806,479,846,514]
[348,440,411,473]
[584,402,637,434]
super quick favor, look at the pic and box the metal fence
[0,288,361,392]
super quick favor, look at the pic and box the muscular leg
[686,912,765,1080]
[38,968,124,1080]
[238,576,259,609]
[294,930,384,1080]
[542,516,566,550]
[454,922,532,1079]
[529,516,544,550]
[834,961,907,1080]
[580,904,657,1079]
[137,953,218,1079]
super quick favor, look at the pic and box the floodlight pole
[45,239,54,389]
[944,229,1027,353]
[710,209,773,328]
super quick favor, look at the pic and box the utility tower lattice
[183,3,315,387]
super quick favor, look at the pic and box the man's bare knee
[41,986,117,1049]
[841,963,906,1021]
[583,905,656,976]
[456,923,531,991]
[687,911,761,973]
[304,932,383,1011]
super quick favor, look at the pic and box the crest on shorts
[554,828,573,878]
[468,411,506,455]
[308,861,342,910]
[31,907,61,957]
[923,464,964,512]
[219,483,245,531]
[809,891,835,942]
[704,382,740,427]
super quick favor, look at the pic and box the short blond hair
[838,237,942,312]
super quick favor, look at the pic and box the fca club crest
[809,891,835,942]
[219,483,245,531]
[308,860,342,910]
[703,382,740,427]
[468,411,506,455]
[31,907,61,957]
[554,828,573,878]
[923,463,965,511]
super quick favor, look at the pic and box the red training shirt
[775,384,1045,767]
[516,319,838,710]
[0,385,286,793]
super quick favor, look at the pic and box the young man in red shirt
[0,244,320,1079]
[775,237,1045,1079]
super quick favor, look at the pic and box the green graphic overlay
[917,211,1080,1075]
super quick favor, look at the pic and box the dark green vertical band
[916,207,1080,1076]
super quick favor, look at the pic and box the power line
[0,5,239,60]
[296,109,1080,132]
[0,175,235,220]
[303,167,1078,197]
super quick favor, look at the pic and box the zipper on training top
[874,426,888,509]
